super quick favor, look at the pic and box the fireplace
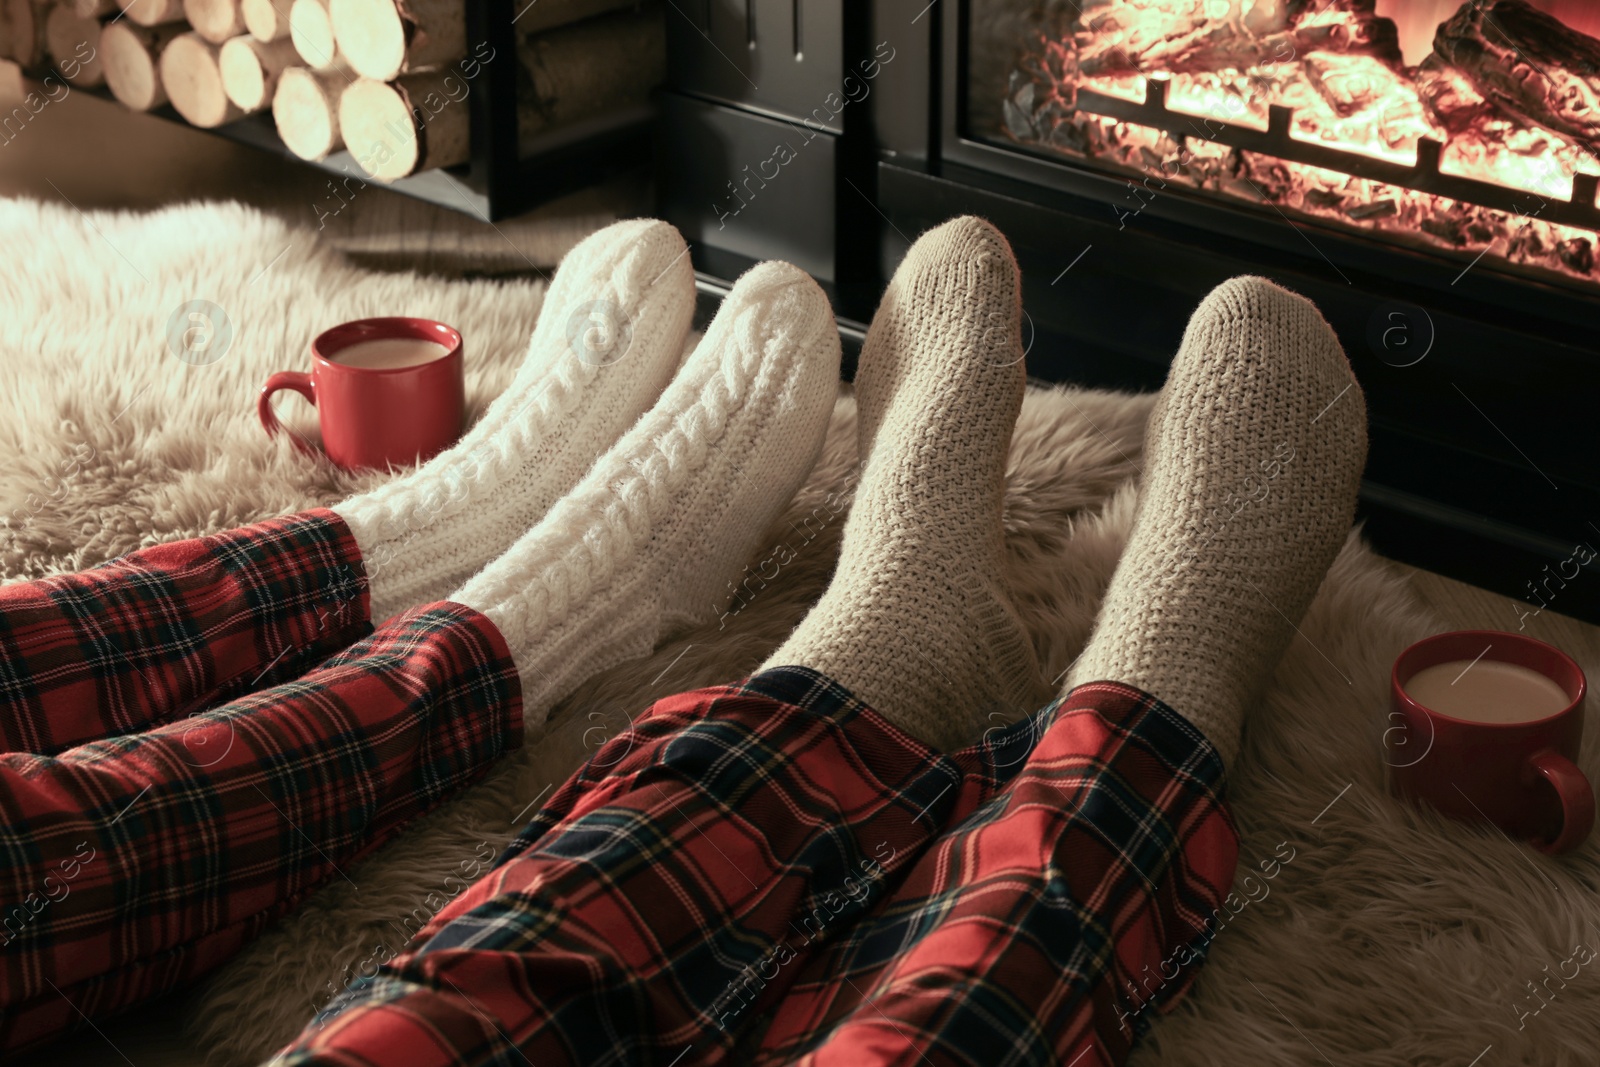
[970,0,1600,294]
[655,0,1600,622]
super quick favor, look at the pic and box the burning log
[1434,1,1600,153]
[1414,53,1500,137]
[1303,53,1391,117]
[1077,0,1401,79]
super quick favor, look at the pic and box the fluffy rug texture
[2,198,1599,1067]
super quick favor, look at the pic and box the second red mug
[1387,629,1593,855]
[258,317,465,471]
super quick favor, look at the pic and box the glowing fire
[1003,0,1600,285]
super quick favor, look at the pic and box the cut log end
[219,34,299,110]
[101,21,183,108]
[273,63,343,158]
[241,0,290,41]
[45,5,106,85]
[184,0,246,44]
[327,0,405,80]
[160,31,244,126]
[289,0,337,68]
[6,0,49,68]
[70,0,119,18]
[120,0,187,29]
[340,72,473,180]
[338,76,424,180]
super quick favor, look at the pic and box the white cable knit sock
[1065,276,1368,768]
[761,216,1045,752]
[332,218,695,624]
[450,260,840,727]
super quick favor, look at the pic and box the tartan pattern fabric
[745,679,1241,1067]
[0,508,370,757]
[269,667,953,1067]
[269,668,1237,1067]
[0,515,522,1056]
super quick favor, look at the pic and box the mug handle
[1528,749,1595,855]
[258,371,318,458]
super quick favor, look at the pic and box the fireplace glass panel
[968,0,1600,290]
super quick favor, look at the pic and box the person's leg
[0,217,695,758]
[332,218,696,624]
[263,260,845,1067]
[0,601,522,1055]
[750,272,1368,1065]
[0,254,826,1058]
[269,667,969,1067]
[0,509,369,756]
[746,682,1237,1067]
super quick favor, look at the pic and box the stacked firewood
[0,0,664,180]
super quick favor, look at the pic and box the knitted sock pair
[332,219,840,727]
[764,217,1367,768]
[334,214,1367,765]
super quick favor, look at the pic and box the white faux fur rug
[3,198,1600,1067]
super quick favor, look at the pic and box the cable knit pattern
[452,260,840,724]
[1065,276,1368,768]
[764,217,1049,751]
[332,218,696,623]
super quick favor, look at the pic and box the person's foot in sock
[452,260,841,726]
[1065,276,1368,768]
[762,216,1046,752]
[332,218,696,623]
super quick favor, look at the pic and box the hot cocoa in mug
[1387,629,1593,855]
[258,318,466,471]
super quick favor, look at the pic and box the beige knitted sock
[1065,276,1368,768]
[761,216,1045,751]
[333,218,695,623]
[452,260,840,728]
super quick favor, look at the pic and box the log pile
[0,0,665,179]
[338,6,662,178]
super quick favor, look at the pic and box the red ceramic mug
[1387,629,1593,855]
[258,318,465,471]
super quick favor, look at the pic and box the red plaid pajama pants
[0,510,522,1054]
[0,511,1240,1066]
